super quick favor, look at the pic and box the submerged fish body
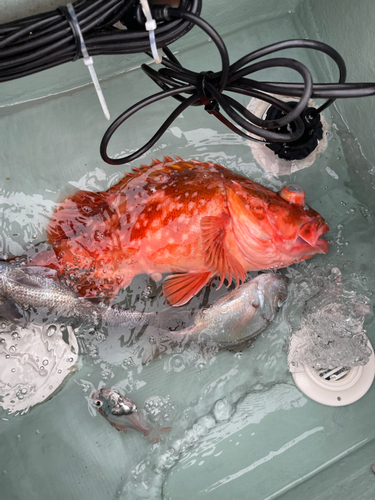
[0,261,151,327]
[30,157,329,306]
[92,388,170,443]
[170,273,288,349]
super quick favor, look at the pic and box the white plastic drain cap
[292,337,375,406]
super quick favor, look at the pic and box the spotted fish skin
[30,157,329,306]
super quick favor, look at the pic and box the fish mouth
[297,220,329,254]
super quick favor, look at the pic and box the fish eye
[276,297,284,311]
[94,399,103,408]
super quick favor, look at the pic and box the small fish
[164,273,288,350]
[92,388,171,443]
[29,157,329,306]
[0,261,152,327]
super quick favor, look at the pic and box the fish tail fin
[144,426,172,444]
[139,324,197,365]
[139,329,175,365]
[147,306,194,330]
[0,298,24,323]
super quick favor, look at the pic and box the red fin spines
[162,271,212,306]
[200,215,246,289]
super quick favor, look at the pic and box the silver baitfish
[167,273,288,350]
[0,261,152,327]
[92,388,171,443]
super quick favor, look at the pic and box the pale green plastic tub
[1,1,375,499]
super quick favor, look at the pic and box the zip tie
[64,3,110,120]
[139,0,162,64]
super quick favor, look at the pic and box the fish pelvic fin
[200,215,246,289]
[162,271,212,306]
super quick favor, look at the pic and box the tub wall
[300,0,375,184]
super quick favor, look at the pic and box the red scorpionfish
[30,157,329,306]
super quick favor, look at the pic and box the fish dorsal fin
[226,187,276,266]
[200,215,246,288]
[7,266,58,288]
[21,266,58,278]
[162,271,212,306]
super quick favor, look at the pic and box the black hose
[0,0,202,80]
[100,7,375,164]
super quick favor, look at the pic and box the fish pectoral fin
[200,215,246,288]
[162,271,212,306]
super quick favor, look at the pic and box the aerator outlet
[265,103,323,160]
[292,335,375,407]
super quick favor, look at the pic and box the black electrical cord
[0,0,202,81]
[2,1,375,164]
[100,6,375,165]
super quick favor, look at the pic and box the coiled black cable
[0,0,201,81]
[100,6,375,165]
[2,1,375,164]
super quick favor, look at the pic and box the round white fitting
[246,96,329,177]
[292,337,375,406]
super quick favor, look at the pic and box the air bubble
[213,397,234,422]
[42,360,49,366]
[11,368,16,373]
[168,354,185,372]
[9,345,16,353]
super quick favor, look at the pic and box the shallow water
[1,7,375,500]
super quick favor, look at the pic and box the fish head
[92,388,152,437]
[268,186,329,261]
[227,181,329,269]
[255,273,289,321]
[267,200,329,263]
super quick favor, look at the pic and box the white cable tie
[139,0,162,64]
[66,3,110,120]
